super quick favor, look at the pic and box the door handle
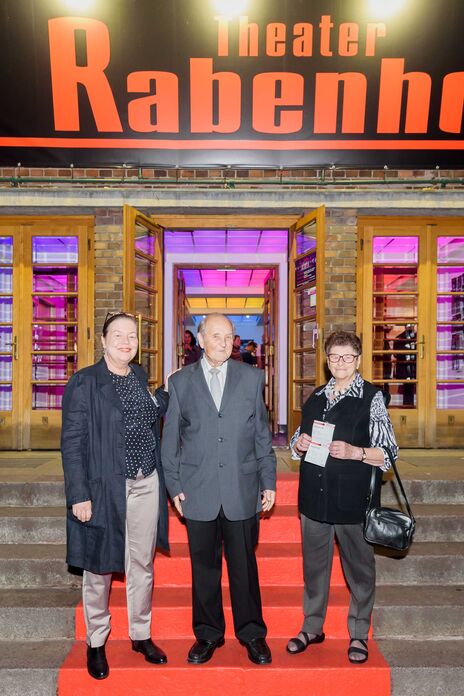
[418,335,425,359]
[6,336,19,359]
[137,313,142,364]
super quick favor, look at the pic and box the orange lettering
[190,58,241,133]
[365,23,386,57]
[378,58,431,133]
[266,23,286,57]
[314,72,366,133]
[127,72,179,132]
[339,23,359,57]
[319,15,334,57]
[48,17,122,132]
[293,23,313,57]
[215,16,230,56]
[239,16,259,56]
[440,72,464,132]
[252,72,303,133]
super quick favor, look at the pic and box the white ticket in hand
[304,420,335,467]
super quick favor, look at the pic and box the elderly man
[161,314,276,665]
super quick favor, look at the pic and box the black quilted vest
[298,380,382,524]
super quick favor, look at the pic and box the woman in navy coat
[61,312,169,679]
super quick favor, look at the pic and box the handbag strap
[367,447,415,521]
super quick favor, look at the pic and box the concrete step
[1,476,464,509]
[1,541,463,589]
[3,502,464,545]
[375,542,464,585]
[381,478,464,506]
[378,639,464,696]
[0,639,73,696]
[0,544,80,588]
[0,588,80,641]
[0,481,64,507]
[0,506,65,544]
[373,585,464,639]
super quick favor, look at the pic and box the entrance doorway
[172,263,279,431]
[0,217,94,450]
[160,209,326,435]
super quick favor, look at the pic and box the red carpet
[58,473,391,695]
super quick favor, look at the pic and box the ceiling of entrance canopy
[164,229,288,254]
[182,268,271,290]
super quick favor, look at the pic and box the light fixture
[62,0,95,10]
[213,0,249,20]
[215,268,236,271]
[367,0,407,19]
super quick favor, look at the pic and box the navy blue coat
[61,358,169,574]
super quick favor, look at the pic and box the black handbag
[363,449,416,551]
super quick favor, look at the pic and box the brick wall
[324,209,357,336]
[94,208,124,356]
[1,166,464,188]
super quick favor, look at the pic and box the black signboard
[296,252,316,288]
[0,0,463,167]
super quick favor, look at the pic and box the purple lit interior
[164,229,288,255]
[32,236,78,263]
[373,236,418,263]
[437,236,464,263]
[0,237,13,264]
[182,268,271,290]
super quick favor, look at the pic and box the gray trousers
[301,514,375,640]
[83,469,159,647]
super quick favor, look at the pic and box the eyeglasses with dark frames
[327,353,359,364]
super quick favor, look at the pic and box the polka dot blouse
[110,368,158,479]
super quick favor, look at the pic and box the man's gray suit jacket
[161,359,277,521]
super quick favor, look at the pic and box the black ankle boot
[87,645,109,680]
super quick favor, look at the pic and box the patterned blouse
[290,372,398,471]
[110,368,158,479]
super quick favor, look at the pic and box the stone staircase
[0,464,463,695]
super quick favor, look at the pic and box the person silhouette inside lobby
[161,313,276,665]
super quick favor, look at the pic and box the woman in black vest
[61,312,170,680]
[286,330,398,664]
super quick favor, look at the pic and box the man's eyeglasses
[327,353,359,364]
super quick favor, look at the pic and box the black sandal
[348,638,368,664]
[286,632,325,654]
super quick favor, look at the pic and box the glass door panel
[435,234,464,445]
[0,237,14,440]
[263,269,277,433]
[288,207,326,435]
[174,269,186,369]
[359,226,425,447]
[0,221,93,450]
[123,206,163,389]
[360,220,464,447]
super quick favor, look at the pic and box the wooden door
[429,224,464,446]
[263,268,277,433]
[359,218,464,447]
[123,205,163,389]
[288,207,326,436]
[174,268,186,369]
[0,218,94,450]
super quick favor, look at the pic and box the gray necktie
[209,368,222,410]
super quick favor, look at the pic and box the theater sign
[0,0,463,167]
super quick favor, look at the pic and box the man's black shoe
[87,645,109,680]
[187,638,225,664]
[241,637,272,665]
[132,638,168,664]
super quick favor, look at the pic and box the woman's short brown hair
[324,330,362,356]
